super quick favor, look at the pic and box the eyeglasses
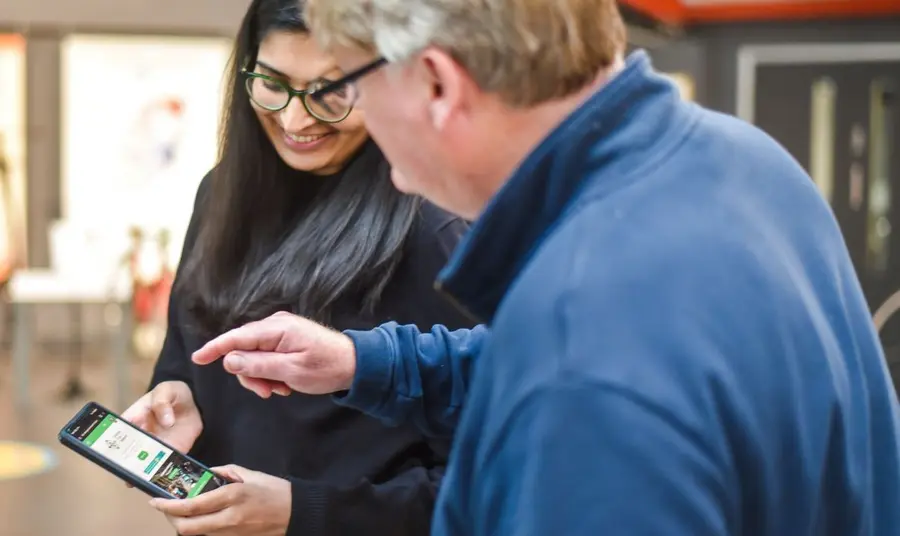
[242,70,355,123]
[242,57,387,124]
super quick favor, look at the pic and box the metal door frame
[736,42,900,123]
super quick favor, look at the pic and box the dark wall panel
[690,17,900,114]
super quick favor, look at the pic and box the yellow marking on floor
[0,441,57,480]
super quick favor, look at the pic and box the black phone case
[57,401,226,500]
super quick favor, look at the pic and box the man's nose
[278,96,317,131]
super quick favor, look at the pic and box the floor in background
[0,352,172,536]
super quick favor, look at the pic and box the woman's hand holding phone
[149,465,291,536]
[122,380,203,455]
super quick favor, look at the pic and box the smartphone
[58,401,230,499]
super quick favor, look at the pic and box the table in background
[8,270,132,412]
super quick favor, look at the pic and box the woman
[122,0,471,534]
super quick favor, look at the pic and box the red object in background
[132,270,172,324]
[127,229,173,325]
[619,0,900,25]
[620,0,684,25]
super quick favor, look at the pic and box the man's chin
[390,168,415,194]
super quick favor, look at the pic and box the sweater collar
[435,51,688,323]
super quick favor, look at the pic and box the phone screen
[63,404,225,499]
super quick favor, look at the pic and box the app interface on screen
[66,406,224,498]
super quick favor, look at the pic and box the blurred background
[0,0,897,534]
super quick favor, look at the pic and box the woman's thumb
[150,388,177,428]
[211,464,247,483]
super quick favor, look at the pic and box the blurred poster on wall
[0,34,28,281]
[60,34,231,272]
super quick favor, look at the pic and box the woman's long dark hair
[178,0,420,333]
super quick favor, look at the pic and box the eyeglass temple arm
[309,57,388,103]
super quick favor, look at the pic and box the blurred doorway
[740,45,900,347]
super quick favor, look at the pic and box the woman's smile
[281,129,334,152]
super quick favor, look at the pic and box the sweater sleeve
[286,459,447,536]
[148,173,212,389]
[339,323,486,438]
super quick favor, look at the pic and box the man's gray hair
[304,0,626,106]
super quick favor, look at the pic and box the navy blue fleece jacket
[339,51,900,535]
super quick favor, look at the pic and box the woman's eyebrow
[256,60,342,83]
[256,60,288,78]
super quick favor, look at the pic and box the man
[188,0,900,534]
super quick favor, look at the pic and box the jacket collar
[435,50,691,323]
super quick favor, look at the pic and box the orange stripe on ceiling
[685,0,900,23]
[620,0,900,24]
[619,0,687,25]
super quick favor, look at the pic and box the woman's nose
[278,97,316,131]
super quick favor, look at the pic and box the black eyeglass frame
[240,69,354,123]
[307,57,388,108]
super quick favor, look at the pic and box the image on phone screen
[62,404,224,498]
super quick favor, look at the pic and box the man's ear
[419,48,466,130]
